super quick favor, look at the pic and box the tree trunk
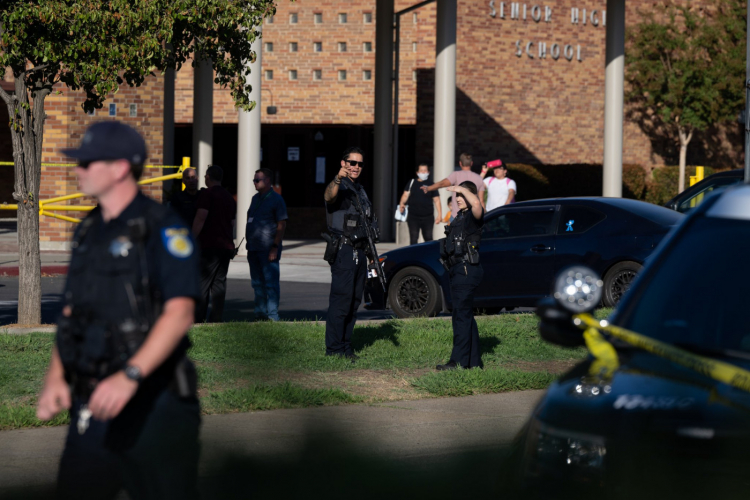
[677,126,694,194]
[1,73,49,325]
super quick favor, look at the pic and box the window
[412,70,417,82]
[339,13,347,23]
[338,42,347,52]
[129,104,137,117]
[677,178,741,213]
[289,42,298,52]
[363,70,372,81]
[108,103,116,117]
[313,42,322,52]
[289,70,298,81]
[314,13,322,23]
[363,42,373,52]
[267,15,274,24]
[363,12,373,23]
[338,70,347,81]
[313,69,322,81]
[557,206,605,234]
[484,209,556,239]
[289,13,298,24]
[413,12,418,24]
[265,42,273,53]
[265,70,273,80]
[412,42,417,52]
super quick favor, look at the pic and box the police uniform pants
[325,244,367,355]
[449,263,484,368]
[196,247,234,323]
[57,389,201,500]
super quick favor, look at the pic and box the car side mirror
[537,266,603,347]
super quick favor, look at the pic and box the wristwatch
[124,364,143,384]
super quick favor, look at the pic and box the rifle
[341,177,387,293]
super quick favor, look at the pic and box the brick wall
[38,76,165,250]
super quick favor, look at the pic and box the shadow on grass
[351,321,401,351]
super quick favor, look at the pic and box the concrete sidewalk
[0,220,403,283]
[0,390,542,499]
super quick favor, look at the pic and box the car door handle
[530,244,552,253]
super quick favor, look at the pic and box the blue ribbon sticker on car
[161,227,194,259]
[566,220,575,232]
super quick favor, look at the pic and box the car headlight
[525,421,606,479]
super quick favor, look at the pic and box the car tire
[389,267,441,318]
[603,261,643,307]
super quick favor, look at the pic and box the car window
[677,178,740,213]
[484,208,555,239]
[618,216,750,353]
[557,206,605,235]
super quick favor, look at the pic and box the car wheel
[389,267,441,318]
[603,261,643,307]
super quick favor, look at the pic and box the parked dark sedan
[505,184,750,499]
[664,168,742,213]
[365,198,683,318]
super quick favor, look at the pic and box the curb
[0,265,69,277]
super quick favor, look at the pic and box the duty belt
[448,254,470,267]
[340,235,367,250]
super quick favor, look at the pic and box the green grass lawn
[0,312,605,430]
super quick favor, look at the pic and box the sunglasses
[346,160,364,167]
[252,178,265,183]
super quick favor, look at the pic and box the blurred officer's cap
[63,121,147,165]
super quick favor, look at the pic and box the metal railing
[0,157,191,224]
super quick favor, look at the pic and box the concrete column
[163,66,175,194]
[603,0,625,198]
[433,0,457,211]
[193,54,214,188]
[236,30,263,256]
[373,0,394,241]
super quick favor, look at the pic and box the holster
[322,233,341,264]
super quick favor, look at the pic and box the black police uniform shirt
[61,192,201,377]
[404,179,438,217]
[448,207,484,245]
[170,189,200,227]
[326,180,372,236]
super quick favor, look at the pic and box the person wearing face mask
[436,181,485,371]
[398,164,442,245]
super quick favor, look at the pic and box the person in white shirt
[480,161,516,212]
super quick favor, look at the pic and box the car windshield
[676,178,740,213]
[618,216,750,353]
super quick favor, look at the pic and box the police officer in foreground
[437,181,485,370]
[36,121,201,499]
[323,147,377,360]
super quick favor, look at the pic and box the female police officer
[437,181,484,370]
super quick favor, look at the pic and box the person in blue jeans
[246,168,288,321]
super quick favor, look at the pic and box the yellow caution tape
[576,313,750,394]
[583,327,620,378]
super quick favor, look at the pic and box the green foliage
[0,0,275,111]
[644,165,721,205]
[506,163,648,201]
[625,1,745,142]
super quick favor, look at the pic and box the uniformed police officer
[36,121,201,500]
[437,181,485,370]
[323,147,376,360]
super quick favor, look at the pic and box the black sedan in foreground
[505,183,750,499]
[366,198,683,318]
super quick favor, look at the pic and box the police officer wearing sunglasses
[322,147,377,360]
[36,121,201,499]
[437,181,485,370]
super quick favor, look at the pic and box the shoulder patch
[161,227,194,259]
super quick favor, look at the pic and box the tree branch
[24,64,51,75]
